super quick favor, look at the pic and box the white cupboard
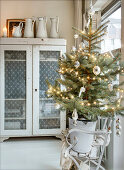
[0,38,66,141]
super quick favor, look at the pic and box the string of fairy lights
[47,10,124,115]
[58,53,124,83]
[47,46,124,111]
[47,83,124,111]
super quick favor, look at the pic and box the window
[101,7,121,53]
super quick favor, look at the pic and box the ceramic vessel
[36,17,47,38]
[69,118,96,153]
[50,17,59,38]
[24,18,35,38]
[12,22,23,38]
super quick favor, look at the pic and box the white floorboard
[0,137,62,170]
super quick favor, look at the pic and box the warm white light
[56,91,60,94]
[71,95,74,99]
[118,99,121,103]
[105,105,108,109]
[75,72,78,76]
[47,90,51,93]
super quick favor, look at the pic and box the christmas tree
[47,16,124,121]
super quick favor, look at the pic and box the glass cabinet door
[39,51,60,129]
[5,51,26,130]
[33,46,66,135]
[0,45,32,135]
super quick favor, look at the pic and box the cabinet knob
[35,89,37,92]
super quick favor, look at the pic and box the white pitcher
[24,18,35,38]
[50,17,59,38]
[12,22,23,38]
[36,17,47,38]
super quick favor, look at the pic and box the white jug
[50,17,59,38]
[36,17,47,38]
[12,22,23,38]
[24,18,35,38]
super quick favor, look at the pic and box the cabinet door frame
[0,45,32,136]
[33,45,66,135]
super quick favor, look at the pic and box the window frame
[101,0,121,22]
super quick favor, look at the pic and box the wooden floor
[0,137,62,170]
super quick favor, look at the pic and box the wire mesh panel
[39,119,60,129]
[39,51,60,129]
[4,51,26,130]
[5,61,26,99]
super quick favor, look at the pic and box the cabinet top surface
[0,38,66,46]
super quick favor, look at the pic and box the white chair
[63,118,112,170]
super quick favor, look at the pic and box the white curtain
[74,0,84,47]
[74,0,83,30]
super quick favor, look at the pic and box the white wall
[112,1,124,169]
[120,0,124,169]
[0,0,74,51]
[110,1,124,169]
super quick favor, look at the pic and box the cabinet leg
[0,137,9,142]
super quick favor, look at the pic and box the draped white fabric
[74,0,83,46]
[74,0,83,30]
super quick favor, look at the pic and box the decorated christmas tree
[46,16,124,121]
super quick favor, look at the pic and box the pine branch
[91,45,101,49]
[111,54,120,64]
[72,27,90,41]
[93,20,110,35]
[92,25,108,38]
[91,39,104,46]
[91,33,105,41]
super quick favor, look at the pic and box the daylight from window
[101,7,121,53]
